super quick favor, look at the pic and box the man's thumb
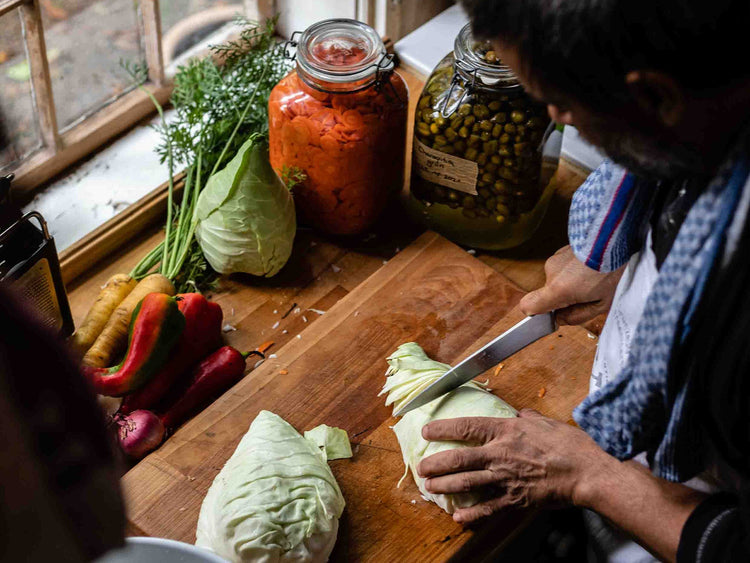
[520,285,565,316]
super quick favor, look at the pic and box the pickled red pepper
[269,42,407,235]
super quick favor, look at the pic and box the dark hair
[460,0,750,108]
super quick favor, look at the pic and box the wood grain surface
[120,232,596,561]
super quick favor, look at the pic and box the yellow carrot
[71,273,137,356]
[83,273,175,368]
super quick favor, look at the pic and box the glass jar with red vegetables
[268,19,408,235]
[407,23,562,250]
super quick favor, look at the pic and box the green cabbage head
[196,411,349,562]
[195,138,296,277]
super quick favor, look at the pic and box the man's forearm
[576,457,706,562]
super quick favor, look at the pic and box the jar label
[414,139,478,195]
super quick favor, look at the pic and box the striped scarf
[569,140,750,482]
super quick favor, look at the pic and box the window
[0,0,251,197]
[0,0,171,195]
[0,8,41,169]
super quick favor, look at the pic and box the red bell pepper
[159,346,251,431]
[83,293,185,396]
[119,293,223,414]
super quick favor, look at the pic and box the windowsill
[23,110,173,252]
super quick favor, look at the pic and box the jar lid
[296,19,393,90]
[453,23,520,90]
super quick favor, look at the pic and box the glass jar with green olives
[407,23,562,250]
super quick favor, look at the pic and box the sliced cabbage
[195,138,296,278]
[381,342,516,513]
[195,411,350,562]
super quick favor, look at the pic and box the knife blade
[392,312,557,417]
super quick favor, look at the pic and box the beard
[575,116,710,181]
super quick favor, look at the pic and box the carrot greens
[127,17,291,292]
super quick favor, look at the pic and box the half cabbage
[381,342,517,513]
[196,411,350,562]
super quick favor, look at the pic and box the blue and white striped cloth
[570,136,750,482]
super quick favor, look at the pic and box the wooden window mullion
[19,0,61,151]
[140,0,165,87]
[0,0,23,18]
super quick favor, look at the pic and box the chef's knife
[392,312,557,417]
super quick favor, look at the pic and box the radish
[115,409,165,459]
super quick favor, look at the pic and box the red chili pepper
[159,346,250,431]
[120,293,223,414]
[83,293,185,396]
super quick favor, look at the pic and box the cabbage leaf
[304,424,353,461]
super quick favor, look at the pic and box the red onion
[116,409,165,459]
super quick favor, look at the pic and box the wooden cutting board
[122,231,596,561]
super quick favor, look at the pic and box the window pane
[161,1,244,68]
[41,0,145,130]
[0,10,42,169]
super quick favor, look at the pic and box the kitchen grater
[0,174,74,338]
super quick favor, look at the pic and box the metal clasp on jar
[374,53,407,107]
[282,31,303,60]
[439,59,478,118]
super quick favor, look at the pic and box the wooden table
[66,67,594,560]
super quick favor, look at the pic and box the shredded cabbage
[195,138,296,277]
[381,343,516,513]
[195,411,350,562]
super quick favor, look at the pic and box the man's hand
[520,245,624,325]
[417,409,611,524]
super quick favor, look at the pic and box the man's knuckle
[418,458,433,474]
[547,277,568,294]
[504,486,530,508]
[454,418,474,441]
[499,417,517,435]
[475,447,490,468]
[451,449,466,467]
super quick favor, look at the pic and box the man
[417,1,750,561]
[0,283,125,560]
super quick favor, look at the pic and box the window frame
[1,0,172,196]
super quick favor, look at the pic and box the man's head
[461,0,750,179]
